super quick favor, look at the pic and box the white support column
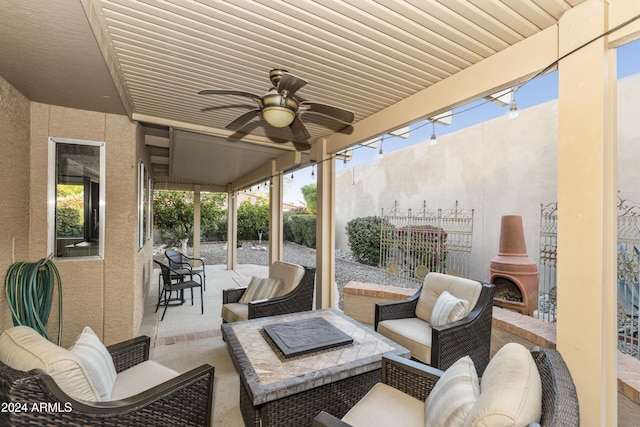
[226,190,238,271]
[269,161,284,268]
[314,139,336,309]
[557,1,617,425]
[193,185,201,266]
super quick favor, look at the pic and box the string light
[378,137,384,158]
[311,164,315,177]
[509,89,519,120]
[430,122,437,145]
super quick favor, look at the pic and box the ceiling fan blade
[277,72,307,97]
[198,89,261,101]
[292,141,312,151]
[301,102,355,123]
[289,116,311,141]
[226,109,261,131]
[200,103,255,112]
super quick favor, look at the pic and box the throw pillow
[69,326,118,401]
[430,290,469,327]
[425,355,479,427]
[239,276,284,304]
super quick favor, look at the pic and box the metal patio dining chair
[165,249,206,291]
[155,260,204,321]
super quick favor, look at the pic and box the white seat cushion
[270,261,305,296]
[464,342,542,427]
[238,276,283,304]
[377,318,432,364]
[416,273,481,322]
[341,382,424,427]
[430,291,469,327]
[221,302,249,323]
[0,326,98,401]
[111,360,179,400]
[68,326,117,401]
[425,355,479,426]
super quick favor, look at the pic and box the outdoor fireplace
[489,215,539,316]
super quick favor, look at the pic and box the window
[138,162,151,248]
[48,138,105,258]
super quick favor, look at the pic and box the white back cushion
[269,261,305,296]
[0,326,99,401]
[464,343,542,427]
[416,273,481,322]
[69,326,117,401]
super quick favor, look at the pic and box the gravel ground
[155,241,415,309]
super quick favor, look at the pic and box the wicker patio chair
[375,272,495,375]
[221,262,316,323]
[313,345,579,427]
[165,249,206,290]
[0,334,214,427]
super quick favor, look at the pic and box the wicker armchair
[313,346,580,427]
[375,273,494,375]
[221,262,315,323]
[0,335,214,427]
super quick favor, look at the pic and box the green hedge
[286,214,316,249]
[346,216,392,266]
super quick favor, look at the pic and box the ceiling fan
[198,69,354,147]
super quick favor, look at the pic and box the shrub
[287,214,316,248]
[345,216,392,266]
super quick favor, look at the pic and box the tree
[237,197,269,241]
[300,183,317,214]
[153,190,194,246]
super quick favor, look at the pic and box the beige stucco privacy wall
[0,73,154,346]
[335,73,640,284]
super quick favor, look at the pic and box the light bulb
[508,91,519,120]
[430,130,437,145]
[378,146,384,159]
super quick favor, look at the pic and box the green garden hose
[5,257,62,345]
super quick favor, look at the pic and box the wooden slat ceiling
[0,0,587,188]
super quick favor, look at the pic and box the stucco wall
[28,104,141,345]
[335,73,640,283]
[0,75,31,332]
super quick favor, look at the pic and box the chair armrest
[430,282,495,375]
[0,360,214,426]
[248,267,316,319]
[313,411,354,427]
[374,288,421,330]
[382,353,442,401]
[223,287,246,304]
[107,335,150,373]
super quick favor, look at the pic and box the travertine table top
[222,308,410,405]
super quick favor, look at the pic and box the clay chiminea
[489,215,539,316]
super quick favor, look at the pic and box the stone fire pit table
[222,308,410,427]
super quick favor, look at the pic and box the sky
[282,39,640,206]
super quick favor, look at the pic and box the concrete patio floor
[139,263,268,427]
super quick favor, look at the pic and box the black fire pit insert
[263,317,353,358]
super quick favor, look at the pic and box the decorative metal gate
[537,203,558,323]
[538,198,640,359]
[379,201,474,287]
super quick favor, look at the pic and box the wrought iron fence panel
[538,202,558,323]
[538,198,640,359]
[380,201,473,287]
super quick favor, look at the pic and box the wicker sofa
[375,272,495,375]
[313,344,579,427]
[0,326,214,427]
[221,261,316,323]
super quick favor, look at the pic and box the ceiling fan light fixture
[262,106,296,127]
